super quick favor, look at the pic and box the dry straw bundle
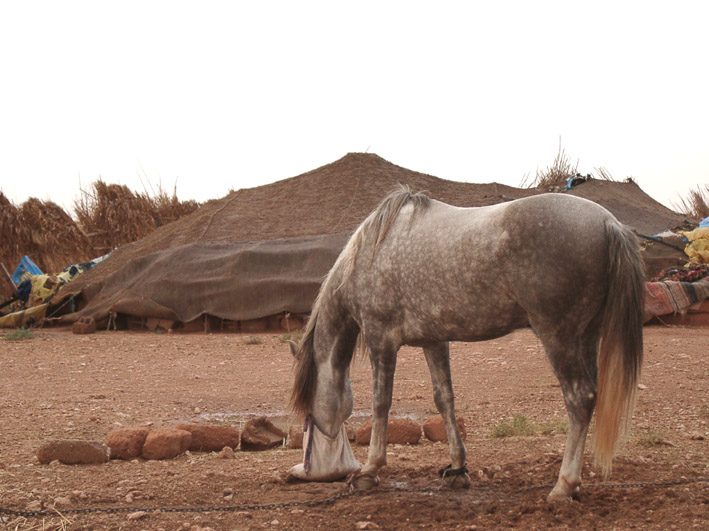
[74,180,199,254]
[1,180,199,281]
[0,193,92,274]
[0,193,28,271]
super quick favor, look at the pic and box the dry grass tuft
[593,166,617,181]
[673,185,709,221]
[523,141,578,189]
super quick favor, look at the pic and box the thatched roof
[56,153,687,326]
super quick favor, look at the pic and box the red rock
[287,425,303,449]
[141,428,191,460]
[106,428,150,460]
[72,317,96,334]
[240,417,286,451]
[423,416,467,442]
[355,418,421,445]
[345,422,356,442]
[218,446,235,459]
[37,439,109,465]
[175,424,239,452]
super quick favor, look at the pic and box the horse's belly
[400,296,530,344]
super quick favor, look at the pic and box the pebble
[127,511,148,520]
[218,446,234,459]
[53,496,71,508]
[25,500,42,511]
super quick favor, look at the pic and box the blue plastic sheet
[11,256,43,285]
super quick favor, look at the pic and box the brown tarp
[54,153,689,327]
[56,233,348,325]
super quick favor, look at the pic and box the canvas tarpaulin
[56,233,349,325]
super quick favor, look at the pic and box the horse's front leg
[424,342,471,489]
[350,343,397,490]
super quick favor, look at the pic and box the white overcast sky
[1,1,707,213]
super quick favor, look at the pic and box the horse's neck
[313,301,358,371]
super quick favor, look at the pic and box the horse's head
[290,326,355,439]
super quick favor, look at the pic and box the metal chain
[586,477,709,490]
[1,477,707,520]
[0,487,355,519]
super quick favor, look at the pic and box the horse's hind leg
[350,338,398,490]
[423,342,470,489]
[539,330,599,503]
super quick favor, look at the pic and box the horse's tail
[289,306,318,418]
[592,220,645,477]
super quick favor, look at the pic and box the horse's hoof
[443,472,471,490]
[546,489,573,504]
[347,472,380,491]
[547,481,580,503]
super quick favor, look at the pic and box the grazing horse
[290,188,644,502]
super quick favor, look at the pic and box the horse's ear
[287,340,298,357]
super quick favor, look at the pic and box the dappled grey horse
[290,188,644,502]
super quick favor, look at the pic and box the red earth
[0,325,707,530]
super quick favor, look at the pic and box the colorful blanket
[644,276,709,321]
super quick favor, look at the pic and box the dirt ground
[0,325,707,530]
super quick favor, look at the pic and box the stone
[355,418,421,445]
[142,428,192,460]
[26,500,43,511]
[218,446,235,459]
[423,416,467,442]
[53,496,71,508]
[72,317,96,334]
[287,426,303,449]
[345,423,357,442]
[355,522,381,529]
[175,424,239,452]
[106,428,150,460]
[127,511,148,520]
[36,439,109,465]
[240,417,286,451]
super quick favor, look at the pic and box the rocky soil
[0,326,707,530]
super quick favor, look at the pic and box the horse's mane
[339,185,430,285]
[289,186,430,416]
